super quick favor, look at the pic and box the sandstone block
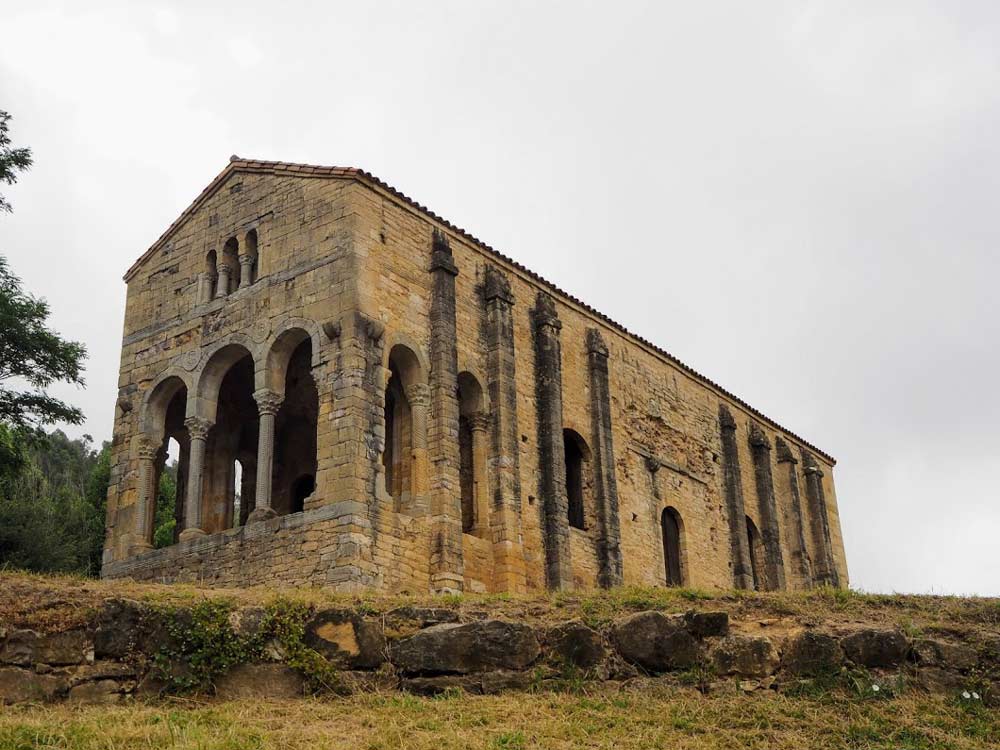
[304,609,385,669]
[0,629,93,667]
[390,620,540,675]
[685,611,730,639]
[67,680,123,704]
[910,638,977,672]
[841,629,908,668]
[610,611,700,673]
[781,631,843,676]
[0,667,65,703]
[546,620,606,669]
[710,635,779,678]
[214,663,304,699]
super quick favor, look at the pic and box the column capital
[718,403,738,431]
[253,389,284,416]
[183,416,213,440]
[775,436,797,464]
[136,436,159,461]
[586,328,609,358]
[404,382,431,408]
[645,455,661,474]
[484,265,514,305]
[748,422,771,450]
[238,253,254,265]
[532,292,562,332]
[429,228,458,276]
[468,412,491,433]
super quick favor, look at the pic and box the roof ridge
[123,157,836,464]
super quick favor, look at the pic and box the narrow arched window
[563,429,589,530]
[245,228,259,284]
[662,506,684,586]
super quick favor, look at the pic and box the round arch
[194,341,257,422]
[139,371,193,436]
[263,318,324,396]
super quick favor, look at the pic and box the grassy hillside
[1,572,998,750]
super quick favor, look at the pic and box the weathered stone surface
[401,674,483,695]
[711,635,779,678]
[391,620,540,675]
[304,609,385,670]
[910,639,977,672]
[610,611,701,673]
[70,661,138,685]
[214,664,304,699]
[481,670,534,694]
[0,629,93,667]
[338,670,400,694]
[0,667,65,703]
[94,599,145,658]
[546,620,606,669]
[67,680,123,704]
[685,611,730,639]
[383,606,460,638]
[910,666,966,694]
[228,607,268,641]
[781,631,843,676]
[841,629,909,668]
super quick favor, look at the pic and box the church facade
[101,158,849,593]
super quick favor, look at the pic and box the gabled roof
[125,157,836,464]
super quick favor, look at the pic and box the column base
[128,539,154,557]
[178,527,206,542]
[246,506,278,524]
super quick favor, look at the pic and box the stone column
[775,437,813,586]
[586,328,624,589]
[427,229,464,593]
[801,450,840,588]
[719,404,754,589]
[404,382,430,514]
[483,265,526,593]
[215,262,231,299]
[130,437,158,554]
[533,292,573,591]
[748,423,786,591]
[197,272,215,304]
[468,412,491,538]
[179,416,212,541]
[238,254,254,288]
[248,389,283,524]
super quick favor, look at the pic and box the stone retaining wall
[2,599,998,706]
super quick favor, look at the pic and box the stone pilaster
[801,449,841,588]
[748,423,786,591]
[468,412,491,538]
[586,328,623,589]
[179,416,212,541]
[483,265,526,593]
[533,292,573,591]
[129,437,158,554]
[719,404,754,590]
[775,437,813,586]
[248,389,283,524]
[427,229,463,593]
[238,254,254,288]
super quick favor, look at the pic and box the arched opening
[563,429,590,530]
[139,376,190,549]
[222,236,240,293]
[383,344,424,513]
[457,371,486,535]
[746,516,765,592]
[272,338,318,515]
[661,506,684,586]
[291,474,315,514]
[200,346,257,533]
[204,250,218,299]
[245,228,258,284]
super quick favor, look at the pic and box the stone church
[101,157,849,594]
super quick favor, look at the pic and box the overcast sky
[1,1,997,595]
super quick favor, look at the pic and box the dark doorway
[290,474,315,514]
[661,506,683,586]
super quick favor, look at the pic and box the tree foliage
[0,430,109,575]
[0,255,87,428]
[0,110,32,214]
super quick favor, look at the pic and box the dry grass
[0,684,996,750]
[2,570,999,638]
